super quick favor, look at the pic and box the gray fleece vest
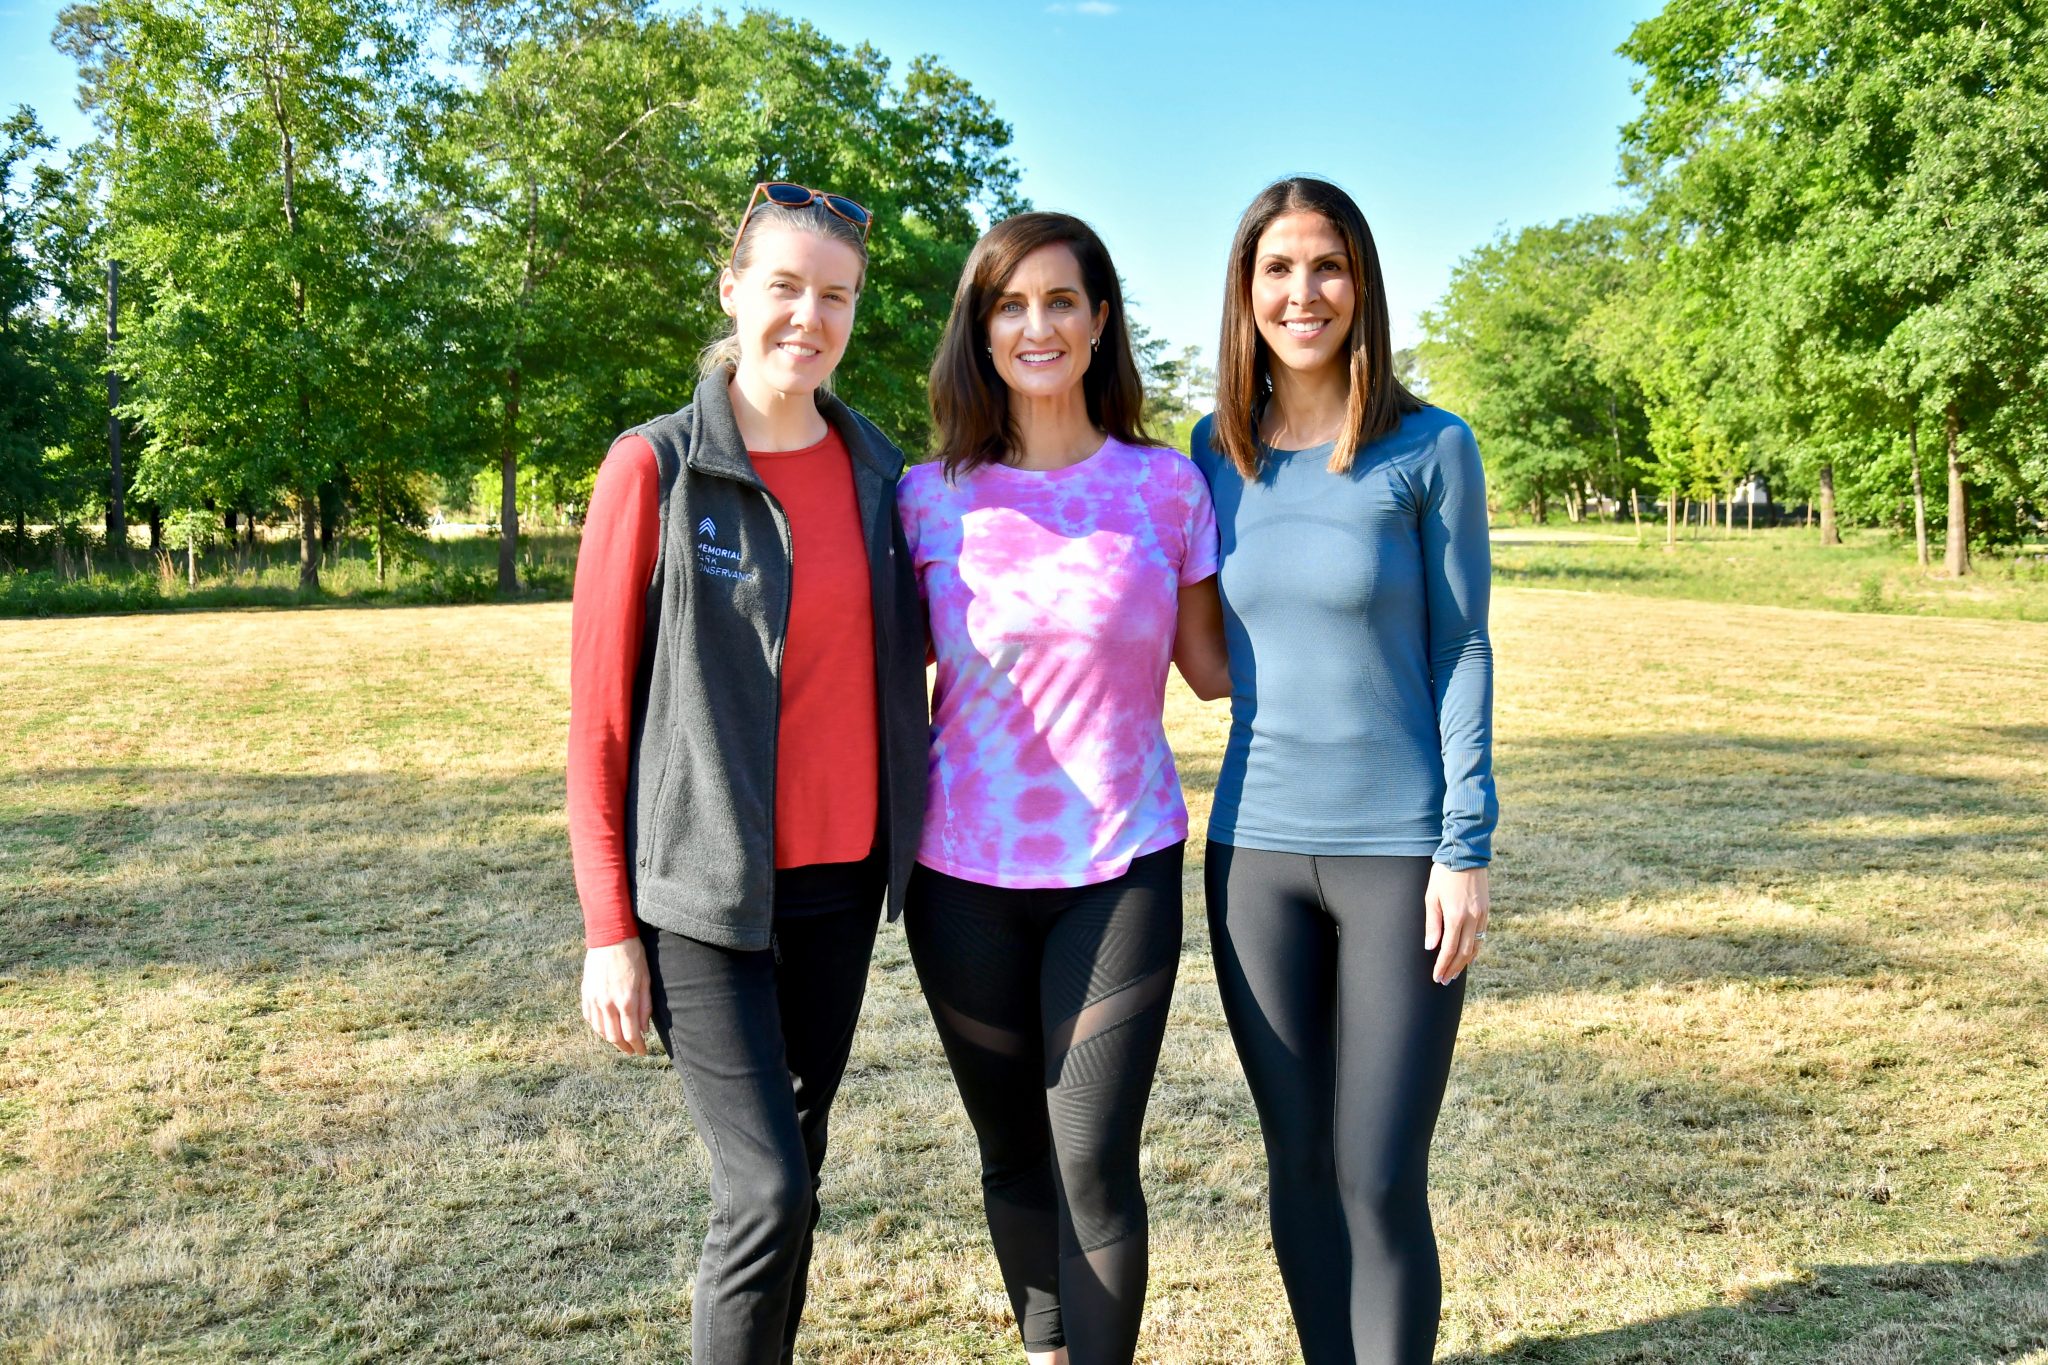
[622,374,927,951]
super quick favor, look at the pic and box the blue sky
[2,0,1656,357]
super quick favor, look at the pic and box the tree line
[2,0,1045,591]
[1419,0,2048,573]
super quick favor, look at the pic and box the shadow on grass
[1980,724,2048,748]
[1445,1247,2048,1364]
[1497,731,2047,914]
[2,763,576,978]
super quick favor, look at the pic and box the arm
[1418,420,1497,983]
[1172,575,1230,700]
[567,436,660,1052]
[1171,454,1227,699]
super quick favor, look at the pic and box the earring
[1091,335,1100,351]
[985,344,992,356]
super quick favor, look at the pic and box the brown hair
[698,197,870,380]
[1213,176,1423,477]
[928,211,1155,478]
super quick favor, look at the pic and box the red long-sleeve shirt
[567,429,879,948]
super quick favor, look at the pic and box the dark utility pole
[106,259,127,558]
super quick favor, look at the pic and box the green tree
[1621,0,2048,572]
[0,109,106,559]
[1420,214,1650,522]
[1,109,64,555]
[78,0,420,589]
[429,4,1019,590]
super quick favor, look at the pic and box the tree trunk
[1666,491,1677,548]
[106,259,127,562]
[1746,491,1754,533]
[298,487,320,590]
[1945,402,1969,576]
[1531,486,1547,525]
[225,508,238,539]
[1631,487,1643,541]
[147,502,162,553]
[186,534,196,588]
[1608,397,1625,506]
[1819,464,1841,546]
[1908,413,1929,568]
[499,370,522,594]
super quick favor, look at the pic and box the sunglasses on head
[731,182,873,260]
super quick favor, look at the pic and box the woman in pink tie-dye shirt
[898,211,1229,1365]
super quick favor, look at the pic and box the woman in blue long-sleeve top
[1189,176,1497,1365]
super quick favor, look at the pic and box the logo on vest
[694,516,754,583]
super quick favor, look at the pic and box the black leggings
[905,843,1184,1363]
[640,855,884,1365]
[1205,845,1465,1365]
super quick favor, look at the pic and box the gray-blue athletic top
[1189,406,1497,868]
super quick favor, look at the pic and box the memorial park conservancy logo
[694,515,755,583]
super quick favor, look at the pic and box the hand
[1424,864,1489,985]
[581,937,653,1055]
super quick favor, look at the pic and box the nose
[789,288,820,329]
[1023,303,1056,340]
[1288,268,1317,308]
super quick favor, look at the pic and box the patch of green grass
[1490,525,2048,621]
[1,597,2045,1361]
[0,532,581,618]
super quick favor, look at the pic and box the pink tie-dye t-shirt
[898,438,1220,889]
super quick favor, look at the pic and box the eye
[1264,261,1288,276]
[999,300,1023,314]
[825,291,848,304]
[769,279,796,295]
[1051,297,1072,310]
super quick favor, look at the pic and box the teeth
[779,343,818,356]
[1285,321,1323,334]
[1019,351,1061,362]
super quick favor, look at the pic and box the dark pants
[641,855,884,1365]
[905,843,1184,1365]
[1206,846,1465,1365]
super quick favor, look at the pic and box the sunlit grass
[1490,524,2048,621]
[2,593,2045,1361]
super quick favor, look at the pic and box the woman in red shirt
[567,184,928,1365]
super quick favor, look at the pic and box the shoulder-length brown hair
[929,211,1155,479]
[1213,176,1423,478]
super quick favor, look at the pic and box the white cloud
[1045,1,1119,13]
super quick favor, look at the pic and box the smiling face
[1250,210,1357,380]
[985,242,1109,404]
[718,222,864,397]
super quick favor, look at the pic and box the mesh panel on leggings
[1045,966,1174,1253]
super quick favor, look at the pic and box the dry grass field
[3,590,2046,1363]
